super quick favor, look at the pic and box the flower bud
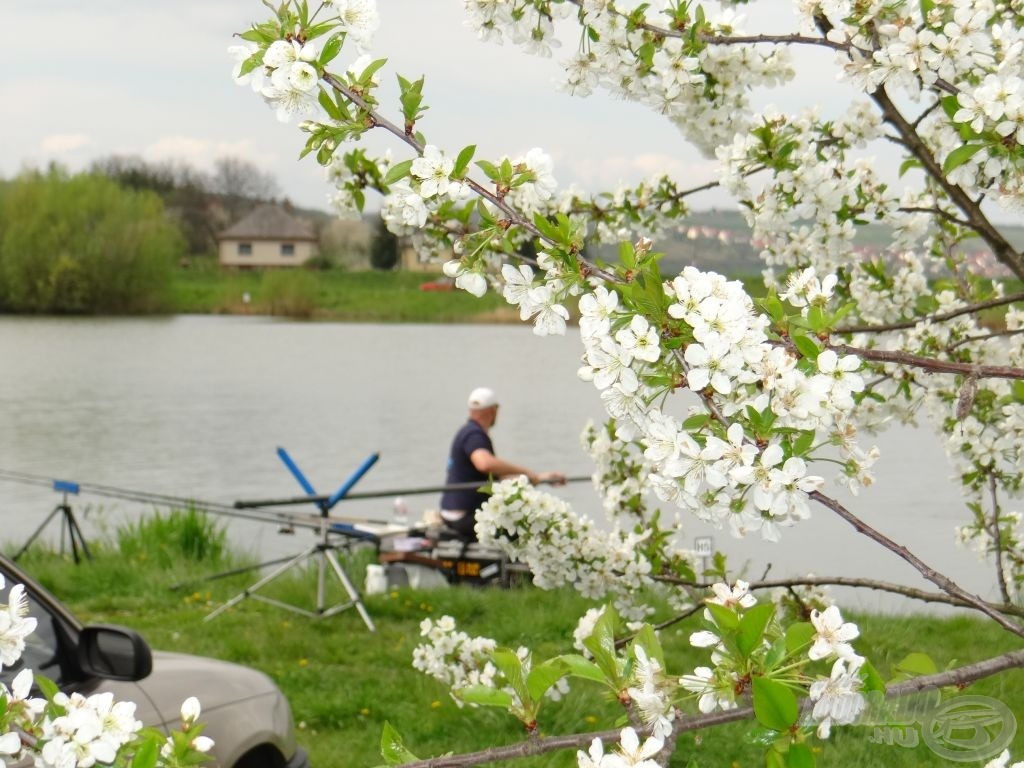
[181,696,201,725]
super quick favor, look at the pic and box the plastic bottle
[393,497,409,526]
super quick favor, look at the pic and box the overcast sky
[3,1,844,214]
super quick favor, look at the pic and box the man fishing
[439,387,566,540]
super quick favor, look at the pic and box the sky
[2,1,845,215]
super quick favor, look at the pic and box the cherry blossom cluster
[476,477,656,619]
[412,615,570,716]
[465,1,794,157]
[37,690,143,767]
[572,263,880,542]
[412,615,499,702]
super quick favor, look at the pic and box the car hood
[98,650,281,731]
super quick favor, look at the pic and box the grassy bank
[12,512,1024,767]
[168,265,513,323]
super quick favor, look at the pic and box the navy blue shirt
[440,420,493,513]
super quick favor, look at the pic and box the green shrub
[116,507,227,569]
[260,269,317,318]
[0,167,182,313]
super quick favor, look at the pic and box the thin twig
[657,576,1024,619]
[809,490,1024,639]
[948,327,1024,352]
[837,291,1024,334]
[827,342,1024,381]
[988,473,1012,605]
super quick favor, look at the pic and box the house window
[237,243,252,256]
[280,243,295,257]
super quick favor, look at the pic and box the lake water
[0,315,1000,612]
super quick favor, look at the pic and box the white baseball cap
[467,387,498,409]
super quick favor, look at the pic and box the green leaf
[130,737,159,768]
[319,35,342,66]
[752,676,799,731]
[860,660,886,693]
[940,94,960,120]
[806,306,827,333]
[361,57,388,80]
[452,144,476,178]
[898,157,921,177]
[583,606,623,685]
[682,413,711,430]
[737,603,775,658]
[895,652,937,677]
[705,602,740,632]
[942,143,984,173]
[380,721,420,764]
[762,292,786,322]
[526,658,568,702]
[318,88,341,121]
[790,333,820,360]
[631,624,666,670]
[238,28,267,43]
[455,685,515,709]
[553,654,608,685]
[238,51,264,78]
[476,159,500,181]
[532,213,563,244]
[764,636,789,669]
[491,648,527,698]
[34,673,59,700]
[792,430,815,456]
[784,622,814,654]
[787,742,815,768]
[382,159,413,186]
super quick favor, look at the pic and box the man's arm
[469,448,565,485]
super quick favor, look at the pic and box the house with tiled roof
[217,203,319,268]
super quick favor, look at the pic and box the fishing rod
[232,474,594,509]
[0,468,346,532]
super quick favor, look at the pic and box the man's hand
[537,471,566,486]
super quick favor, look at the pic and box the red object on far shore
[419,278,455,292]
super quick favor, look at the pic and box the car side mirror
[78,624,153,681]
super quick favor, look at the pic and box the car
[0,553,310,768]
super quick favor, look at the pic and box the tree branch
[396,647,1024,767]
[827,342,1024,380]
[809,490,1024,639]
[869,87,1024,280]
[656,575,1024,618]
[837,291,1024,334]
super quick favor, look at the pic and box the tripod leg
[316,549,327,614]
[12,507,62,561]
[64,507,92,563]
[205,546,317,621]
[323,549,376,632]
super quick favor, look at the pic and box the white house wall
[219,240,318,268]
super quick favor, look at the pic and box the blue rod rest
[53,480,80,495]
[325,453,380,510]
[276,447,318,498]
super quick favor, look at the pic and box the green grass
[167,264,511,322]
[10,511,1024,767]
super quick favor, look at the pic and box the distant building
[217,203,319,268]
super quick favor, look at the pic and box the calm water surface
[0,315,998,611]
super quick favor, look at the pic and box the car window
[0,576,63,686]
